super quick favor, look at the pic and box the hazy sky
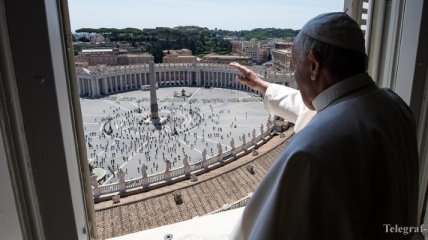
[68,0,344,32]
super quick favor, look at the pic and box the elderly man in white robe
[229,12,419,240]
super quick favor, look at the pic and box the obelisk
[149,61,159,119]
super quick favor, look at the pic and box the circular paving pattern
[81,87,270,185]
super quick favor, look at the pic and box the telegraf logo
[383,224,427,235]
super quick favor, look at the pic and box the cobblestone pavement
[94,129,294,239]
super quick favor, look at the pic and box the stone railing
[206,192,253,215]
[91,120,277,201]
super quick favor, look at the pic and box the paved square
[80,87,270,185]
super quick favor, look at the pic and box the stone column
[173,71,176,85]
[89,78,95,97]
[110,76,113,92]
[113,76,116,92]
[103,78,108,94]
[126,74,129,89]
[140,73,143,86]
[146,72,150,85]
[197,71,201,86]
[136,73,139,87]
[228,73,232,88]
[86,78,91,95]
[95,78,100,97]
[118,75,122,90]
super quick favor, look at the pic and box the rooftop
[203,54,250,59]
[82,49,114,53]
[94,131,293,239]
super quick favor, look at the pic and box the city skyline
[68,0,344,31]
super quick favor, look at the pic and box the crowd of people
[82,88,268,185]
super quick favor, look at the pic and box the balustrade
[92,124,275,198]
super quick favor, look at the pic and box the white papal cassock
[232,73,419,240]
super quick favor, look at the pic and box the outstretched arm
[229,62,269,93]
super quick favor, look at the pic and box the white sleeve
[263,83,316,132]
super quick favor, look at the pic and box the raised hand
[229,62,269,93]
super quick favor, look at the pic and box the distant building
[75,49,117,66]
[251,65,297,89]
[75,48,153,66]
[231,42,243,53]
[232,40,270,64]
[162,49,197,63]
[202,53,251,65]
[271,49,293,71]
[270,41,294,70]
[274,42,293,49]
[72,42,116,52]
[163,49,193,56]
[256,49,269,64]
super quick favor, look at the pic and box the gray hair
[293,32,368,78]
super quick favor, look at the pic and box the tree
[78,36,90,42]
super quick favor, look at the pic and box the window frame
[1,0,427,239]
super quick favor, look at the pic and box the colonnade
[77,63,253,98]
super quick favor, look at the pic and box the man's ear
[308,50,320,81]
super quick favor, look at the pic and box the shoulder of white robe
[294,109,316,133]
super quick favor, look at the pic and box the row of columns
[78,68,252,98]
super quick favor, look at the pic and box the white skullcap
[300,12,366,53]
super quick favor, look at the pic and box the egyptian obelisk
[149,61,159,119]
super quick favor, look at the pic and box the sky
[68,0,344,32]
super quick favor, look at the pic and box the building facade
[232,40,271,64]
[75,48,154,66]
[162,49,197,63]
[271,49,293,71]
[202,54,251,65]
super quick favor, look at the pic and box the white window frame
[347,0,428,227]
